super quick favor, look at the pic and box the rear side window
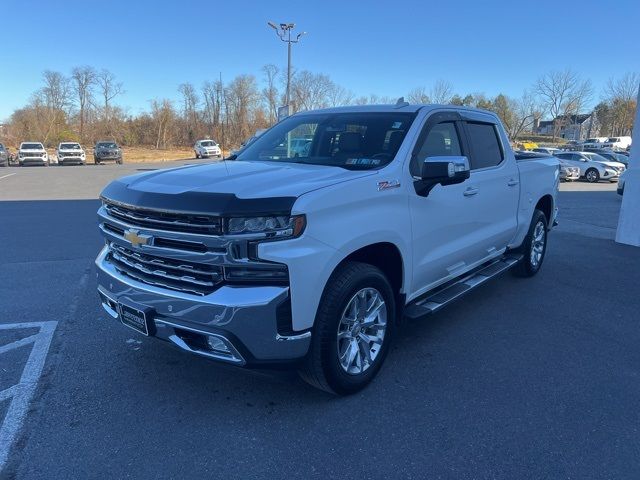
[465,122,503,169]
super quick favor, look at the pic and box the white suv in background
[194,140,222,159]
[18,142,48,166]
[56,142,86,165]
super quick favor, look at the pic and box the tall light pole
[267,21,306,116]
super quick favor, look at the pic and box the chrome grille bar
[104,201,222,235]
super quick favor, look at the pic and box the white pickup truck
[96,103,559,394]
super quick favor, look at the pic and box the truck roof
[294,103,499,118]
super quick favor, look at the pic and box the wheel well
[535,195,553,224]
[340,242,403,296]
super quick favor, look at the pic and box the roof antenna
[395,97,409,108]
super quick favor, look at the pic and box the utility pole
[267,21,306,120]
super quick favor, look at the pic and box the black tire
[195,151,200,159]
[512,209,548,278]
[117,159,123,165]
[585,168,600,183]
[299,261,396,395]
[94,159,100,165]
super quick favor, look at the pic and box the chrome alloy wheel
[530,220,546,268]
[337,287,387,375]
[586,170,598,182]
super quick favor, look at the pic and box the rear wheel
[512,209,548,277]
[585,168,600,183]
[299,262,395,395]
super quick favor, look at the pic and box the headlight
[227,214,306,238]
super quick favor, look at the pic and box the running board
[404,254,523,320]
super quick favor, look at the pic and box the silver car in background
[559,160,580,182]
[555,152,620,183]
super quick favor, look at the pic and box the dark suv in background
[0,143,8,167]
[94,141,123,164]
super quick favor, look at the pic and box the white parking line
[0,321,57,472]
[0,173,16,180]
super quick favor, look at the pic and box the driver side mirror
[414,156,470,196]
[420,155,470,185]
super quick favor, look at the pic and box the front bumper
[59,156,85,164]
[19,157,47,165]
[95,246,311,366]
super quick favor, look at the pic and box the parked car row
[516,149,627,184]
[553,151,626,183]
[2,141,124,166]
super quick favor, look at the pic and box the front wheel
[585,168,600,183]
[512,209,548,277]
[299,262,395,395]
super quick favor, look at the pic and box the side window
[416,122,462,161]
[465,122,503,169]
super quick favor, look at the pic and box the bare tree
[261,64,280,123]
[202,79,224,138]
[96,69,124,128]
[178,82,200,144]
[36,70,72,144]
[602,72,639,135]
[430,79,454,104]
[150,99,176,149]
[535,69,592,140]
[326,84,353,107]
[407,87,430,104]
[290,71,334,111]
[71,66,96,141]
[225,75,262,144]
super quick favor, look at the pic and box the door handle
[508,179,519,186]
[463,187,479,197]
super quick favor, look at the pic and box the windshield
[236,112,417,169]
[97,142,117,149]
[585,153,608,162]
[22,143,43,150]
[607,138,619,142]
[60,143,81,149]
[0,143,5,150]
[200,141,216,147]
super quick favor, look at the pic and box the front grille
[104,201,222,235]
[107,243,222,295]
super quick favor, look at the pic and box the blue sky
[1,0,638,121]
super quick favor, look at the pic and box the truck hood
[101,160,375,215]
[58,149,85,153]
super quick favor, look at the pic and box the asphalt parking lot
[1,163,639,479]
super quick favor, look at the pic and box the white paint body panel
[261,106,559,330]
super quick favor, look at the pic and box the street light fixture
[267,21,306,116]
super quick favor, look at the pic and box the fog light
[207,335,230,353]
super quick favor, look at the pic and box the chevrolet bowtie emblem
[123,229,152,248]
